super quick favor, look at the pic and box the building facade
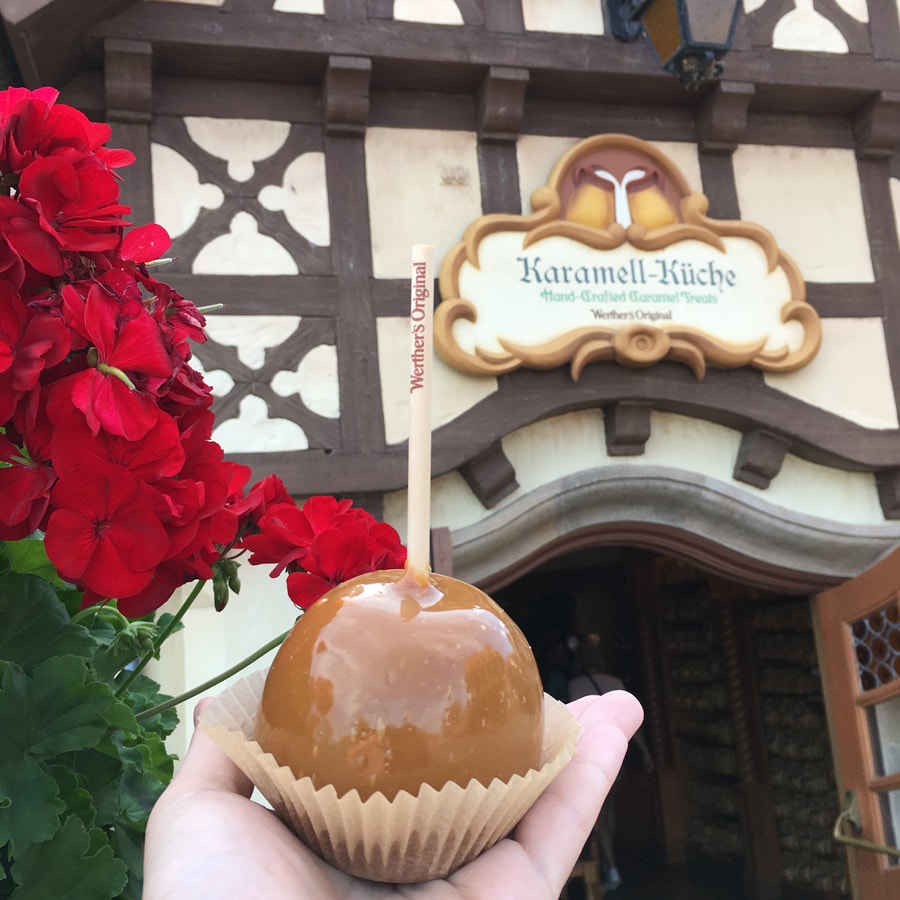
[4,1,900,896]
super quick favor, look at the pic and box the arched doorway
[439,463,900,898]
[489,542,851,899]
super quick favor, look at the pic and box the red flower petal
[120,223,171,263]
[303,528,374,584]
[286,571,334,609]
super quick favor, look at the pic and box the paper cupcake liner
[198,669,581,883]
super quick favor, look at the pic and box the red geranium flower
[0,89,133,176]
[0,84,407,627]
[49,404,186,482]
[284,522,407,609]
[57,283,174,439]
[285,528,378,609]
[18,155,131,252]
[0,432,55,540]
[0,195,65,277]
[239,501,314,576]
[45,462,170,601]
[0,282,71,422]
[230,473,293,522]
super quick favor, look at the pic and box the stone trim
[450,467,900,594]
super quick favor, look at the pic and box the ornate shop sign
[434,134,821,380]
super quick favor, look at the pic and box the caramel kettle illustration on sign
[566,159,679,231]
[434,134,820,381]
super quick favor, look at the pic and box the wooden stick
[406,244,434,576]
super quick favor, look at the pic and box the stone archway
[450,465,900,595]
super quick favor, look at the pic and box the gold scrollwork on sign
[434,134,821,380]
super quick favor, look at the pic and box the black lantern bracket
[608,0,651,43]
[608,0,743,89]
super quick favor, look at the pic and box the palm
[144,692,643,900]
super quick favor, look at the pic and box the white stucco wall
[366,127,482,279]
[383,409,892,541]
[521,0,605,35]
[377,317,497,444]
[147,564,301,762]
[732,145,873,284]
[765,319,899,429]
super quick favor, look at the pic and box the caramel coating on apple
[253,569,545,801]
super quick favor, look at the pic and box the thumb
[168,698,255,799]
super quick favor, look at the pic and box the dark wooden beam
[604,401,652,456]
[476,66,528,144]
[695,80,755,155]
[853,91,900,160]
[2,0,131,89]
[475,66,528,215]
[324,123,384,456]
[87,5,900,112]
[104,37,153,226]
[458,441,519,509]
[324,55,371,136]
[877,469,900,519]
[430,527,454,576]
[103,36,151,123]
[733,430,791,489]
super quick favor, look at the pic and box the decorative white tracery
[272,0,325,12]
[151,143,224,239]
[212,396,310,452]
[192,213,298,275]
[394,0,463,25]
[272,345,341,419]
[184,117,291,182]
[772,0,850,53]
[258,152,331,247]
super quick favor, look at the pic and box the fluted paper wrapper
[198,669,581,883]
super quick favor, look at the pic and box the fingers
[513,691,644,892]
[166,698,255,799]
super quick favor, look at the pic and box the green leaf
[1,539,64,588]
[117,766,167,831]
[0,756,64,856]
[110,822,144,900]
[116,731,174,787]
[112,732,173,830]
[71,750,123,829]
[0,574,96,673]
[0,657,117,757]
[47,765,95,836]
[105,700,140,736]
[119,674,178,739]
[58,586,91,619]
[93,620,159,684]
[10,816,127,900]
[153,612,184,644]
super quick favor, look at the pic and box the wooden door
[815,548,900,900]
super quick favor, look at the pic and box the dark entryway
[492,546,850,900]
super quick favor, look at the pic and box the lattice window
[851,599,900,691]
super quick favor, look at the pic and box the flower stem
[70,605,130,630]
[135,627,291,721]
[116,579,206,696]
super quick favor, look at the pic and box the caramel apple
[253,568,544,801]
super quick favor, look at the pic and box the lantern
[609,0,743,88]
